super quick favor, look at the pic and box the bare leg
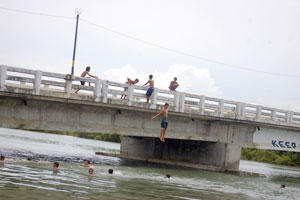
[160,129,164,141]
[75,89,80,94]
[162,128,167,142]
[146,97,150,104]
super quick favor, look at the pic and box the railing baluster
[173,91,180,112]
[218,99,224,117]
[199,95,205,115]
[0,65,7,91]
[179,92,185,112]
[33,70,42,95]
[101,80,108,103]
[127,85,134,106]
[94,79,102,102]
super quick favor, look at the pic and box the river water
[0,128,299,200]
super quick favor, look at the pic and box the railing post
[218,99,224,117]
[0,65,7,91]
[94,79,102,102]
[150,88,157,109]
[173,91,180,112]
[199,95,205,115]
[256,106,262,120]
[101,80,108,103]
[64,74,73,98]
[179,92,185,112]
[271,108,277,122]
[286,111,292,124]
[127,85,134,106]
[236,102,245,119]
[33,70,42,95]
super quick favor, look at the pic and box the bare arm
[152,110,163,120]
[143,80,149,86]
[87,72,98,79]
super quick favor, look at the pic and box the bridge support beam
[120,136,242,171]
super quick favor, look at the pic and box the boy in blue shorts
[152,103,169,142]
[143,75,154,104]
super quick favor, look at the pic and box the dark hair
[86,66,91,71]
[27,158,32,161]
[54,162,59,167]
[281,184,285,188]
[89,168,94,172]
[85,160,90,164]
[164,103,169,106]
[174,77,177,80]
[108,169,114,174]
[149,74,153,79]
[135,79,139,83]
[165,174,171,178]
[0,155,5,159]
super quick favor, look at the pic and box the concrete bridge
[1,65,300,172]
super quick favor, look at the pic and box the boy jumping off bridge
[75,66,98,94]
[152,103,169,142]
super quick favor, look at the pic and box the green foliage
[241,148,300,167]
[27,129,121,143]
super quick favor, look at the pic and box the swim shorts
[146,87,154,97]
[161,117,168,129]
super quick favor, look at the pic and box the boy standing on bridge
[121,78,139,100]
[75,66,98,94]
[143,74,154,104]
[152,103,169,142]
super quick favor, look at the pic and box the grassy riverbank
[241,148,300,167]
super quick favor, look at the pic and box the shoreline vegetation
[27,129,300,167]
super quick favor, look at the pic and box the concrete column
[0,65,7,91]
[33,70,42,95]
[94,79,102,102]
[120,136,243,171]
[179,92,185,112]
[173,91,180,112]
[199,95,205,115]
[101,80,108,103]
[127,85,134,106]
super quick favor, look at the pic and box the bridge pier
[120,136,242,171]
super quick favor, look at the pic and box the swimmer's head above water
[84,160,90,166]
[53,162,59,168]
[165,174,171,179]
[88,168,94,175]
[0,155,5,161]
[108,169,114,174]
[27,157,33,161]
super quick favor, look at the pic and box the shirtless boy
[169,77,179,91]
[121,78,139,100]
[75,66,98,94]
[152,103,169,142]
[143,75,154,104]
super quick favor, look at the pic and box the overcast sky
[1,0,299,111]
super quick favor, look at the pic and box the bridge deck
[1,65,300,129]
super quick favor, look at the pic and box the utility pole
[71,9,81,75]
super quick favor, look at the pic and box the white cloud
[102,64,220,97]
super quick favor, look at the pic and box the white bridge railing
[1,65,300,127]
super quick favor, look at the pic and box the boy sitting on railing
[75,66,98,94]
[121,78,139,100]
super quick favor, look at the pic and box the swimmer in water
[165,174,171,179]
[152,103,169,142]
[53,162,59,169]
[108,169,114,174]
[0,155,5,161]
[80,160,90,167]
[88,168,94,175]
[27,157,33,162]
[280,184,285,188]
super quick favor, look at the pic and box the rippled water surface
[1,128,300,200]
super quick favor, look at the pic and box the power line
[0,5,299,79]
[80,18,300,79]
[0,6,74,19]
